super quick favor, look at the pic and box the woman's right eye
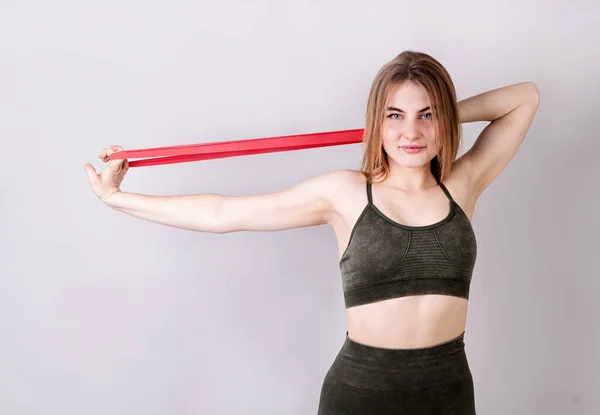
[387,114,401,120]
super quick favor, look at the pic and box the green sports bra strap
[438,182,455,202]
[366,180,373,205]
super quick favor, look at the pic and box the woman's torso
[328,169,477,349]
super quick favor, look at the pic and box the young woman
[84,51,540,414]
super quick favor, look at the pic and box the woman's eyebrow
[386,106,431,113]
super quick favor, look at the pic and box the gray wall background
[1,1,598,414]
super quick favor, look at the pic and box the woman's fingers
[99,145,125,163]
[84,163,98,183]
[86,146,127,202]
[98,148,111,162]
[122,158,130,174]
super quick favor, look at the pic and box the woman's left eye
[422,113,432,120]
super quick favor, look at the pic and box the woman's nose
[402,120,420,139]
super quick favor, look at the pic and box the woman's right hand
[84,145,129,204]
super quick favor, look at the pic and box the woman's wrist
[103,187,122,208]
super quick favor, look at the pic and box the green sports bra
[339,180,477,309]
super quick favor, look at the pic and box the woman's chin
[389,156,432,169]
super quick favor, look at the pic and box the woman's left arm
[457,82,540,198]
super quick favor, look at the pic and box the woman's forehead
[386,82,431,110]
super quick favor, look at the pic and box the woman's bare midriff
[345,295,469,349]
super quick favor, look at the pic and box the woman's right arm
[86,145,349,234]
[105,171,343,234]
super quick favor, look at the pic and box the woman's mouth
[400,146,424,154]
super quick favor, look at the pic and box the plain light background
[1,1,598,414]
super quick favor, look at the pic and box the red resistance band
[109,128,365,167]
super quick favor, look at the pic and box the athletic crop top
[339,180,477,308]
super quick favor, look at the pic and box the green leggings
[317,331,476,414]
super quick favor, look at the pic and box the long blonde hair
[360,51,461,184]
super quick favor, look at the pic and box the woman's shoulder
[316,169,367,196]
[311,169,369,220]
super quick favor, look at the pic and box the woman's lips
[400,146,424,153]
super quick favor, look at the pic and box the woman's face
[381,81,438,169]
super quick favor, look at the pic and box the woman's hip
[317,331,476,414]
